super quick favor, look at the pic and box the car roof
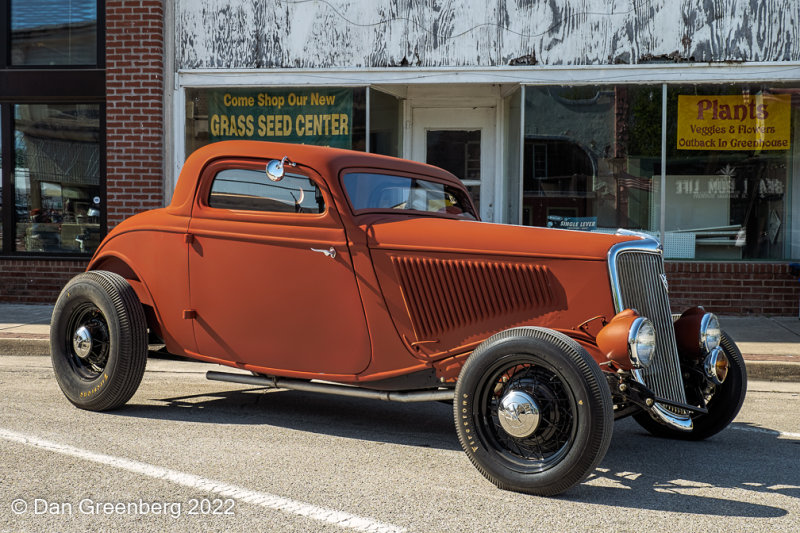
[169,140,463,214]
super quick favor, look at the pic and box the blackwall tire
[454,327,614,496]
[50,271,148,411]
[633,331,746,440]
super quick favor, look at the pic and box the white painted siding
[177,0,800,70]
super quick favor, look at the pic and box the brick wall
[2,256,798,312]
[0,259,87,303]
[666,262,800,316]
[106,0,164,227]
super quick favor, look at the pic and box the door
[187,159,371,375]
[412,107,496,221]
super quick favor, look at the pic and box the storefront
[179,76,800,259]
[0,0,104,255]
[3,1,800,313]
[0,0,164,303]
[169,1,800,315]
[175,58,800,314]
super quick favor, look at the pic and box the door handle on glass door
[311,247,336,259]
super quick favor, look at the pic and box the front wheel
[50,271,148,411]
[634,331,746,440]
[454,327,614,496]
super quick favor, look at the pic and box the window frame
[2,101,106,257]
[5,0,104,69]
[194,158,339,228]
[339,167,478,220]
[208,167,327,216]
[0,0,105,257]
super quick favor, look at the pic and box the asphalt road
[1,355,798,533]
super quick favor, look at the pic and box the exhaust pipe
[206,371,454,403]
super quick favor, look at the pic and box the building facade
[0,0,164,302]
[2,0,799,315]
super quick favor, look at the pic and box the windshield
[342,172,476,219]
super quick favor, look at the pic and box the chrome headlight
[704,346,729,385]
[628,317,656,368]
[700,313,721,353]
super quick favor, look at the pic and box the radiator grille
[615,251,688,413]
[391,256,554,339]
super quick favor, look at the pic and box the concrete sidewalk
[1,303,798,381]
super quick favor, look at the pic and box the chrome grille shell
[608,237,692,431]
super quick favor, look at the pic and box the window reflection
[523,84,798,260]
[524,85,661,234]
[426,130,482,213]
[15,104,102,253]
[369,89,401,157]
[209,169,325,214]
[11,0,98,66]
[662,85,795,260]
[0,107,3,251]
[343,172,476,219]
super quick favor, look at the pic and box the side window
[208,168,325,214]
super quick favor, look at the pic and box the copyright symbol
[12,499,28,514]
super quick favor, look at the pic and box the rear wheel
[634,331,746,440]
[454,327,613,496]
[51,271,148,411]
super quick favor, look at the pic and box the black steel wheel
[454,327,613,496]
[51,271,148,411]
[634,331,746,440]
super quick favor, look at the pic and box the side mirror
[266,156,295,182]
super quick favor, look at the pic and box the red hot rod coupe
[51,141,746,496]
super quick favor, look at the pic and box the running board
[206,371,455,403]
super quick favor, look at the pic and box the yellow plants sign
[677,94,791,150]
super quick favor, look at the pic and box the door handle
[311,247,336,259]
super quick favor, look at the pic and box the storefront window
[523,85,661,234]
[185,87,367,159]
[11,0,98,66]
[0,108,3,252]
[662,84,797,260]
[523,83,799,260]
[504,88,522,224]
[14,104,102,253]
[368,88,401,157]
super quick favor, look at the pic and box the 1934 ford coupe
[51,141,746,496]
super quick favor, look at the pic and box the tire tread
[51,271,147,411]
[454,327,614,496]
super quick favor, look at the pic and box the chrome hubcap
[72,326,93,359]
[497,389,541,438]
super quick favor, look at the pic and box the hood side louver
[391,256,555,339]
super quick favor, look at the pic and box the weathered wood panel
[176,0,800,69]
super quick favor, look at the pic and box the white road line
[0,428,405,533]
[730,426,800,439]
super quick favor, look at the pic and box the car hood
[361,216,638,261]
[359,215,636,360]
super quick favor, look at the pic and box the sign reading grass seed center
[208,88,353,149]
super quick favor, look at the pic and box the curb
[744,360,800,382]
[1,336,799,382]
[0,338,50,357]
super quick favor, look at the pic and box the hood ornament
[660,273,669,293]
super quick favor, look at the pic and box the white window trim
[176,62,800,88]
